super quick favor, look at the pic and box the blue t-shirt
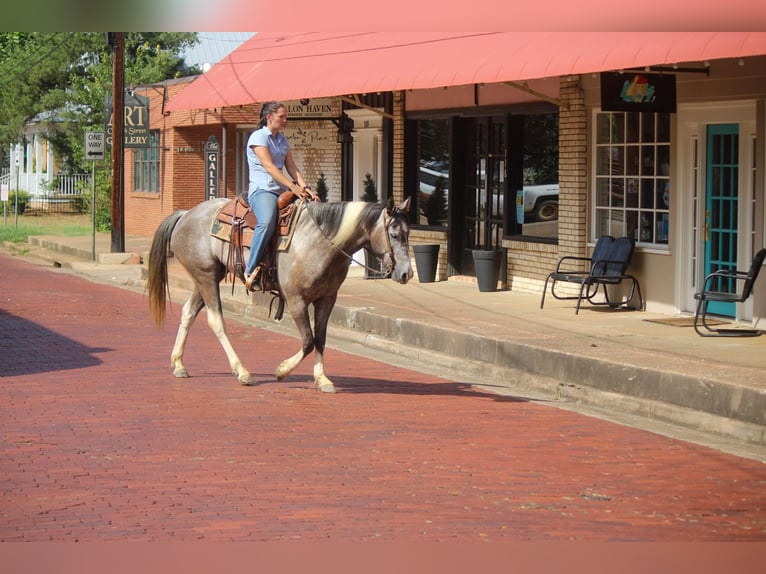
[247,126,290,194]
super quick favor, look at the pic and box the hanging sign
[284,98,335,118]
[105,92,151,148]
[600,72,676,113]
[205,135,220,201]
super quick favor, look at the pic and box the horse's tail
[147,210,185,328]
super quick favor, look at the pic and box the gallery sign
[600,72,676,114]
[205,135,220,201]
[105,92,151,148]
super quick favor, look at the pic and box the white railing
[4,171,90,197]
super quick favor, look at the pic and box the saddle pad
[210,209,253,246]
[209,198,304,252]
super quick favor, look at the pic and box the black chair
[693,248,766,337]
[540,236,644,315]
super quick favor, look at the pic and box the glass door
[704,124,739,317]
[461,116,506,273]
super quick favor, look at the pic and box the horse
[147,197,412,393]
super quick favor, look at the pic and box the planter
[413,244,439,283]
[472,249,503,292]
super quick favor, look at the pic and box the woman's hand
[294,183,318,202]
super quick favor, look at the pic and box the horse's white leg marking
[205,303,253,385]
[312,296,337,393]
[276,298,313,383]
[170,290,203,378]
[276,349,305,381]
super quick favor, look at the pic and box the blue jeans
[245,189,279,276]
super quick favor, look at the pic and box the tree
[0,32,200,228]
[315,172,328,202]
[361,173,378,202]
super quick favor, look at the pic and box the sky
[181,32,255,71]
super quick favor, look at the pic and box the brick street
[1,253,765,541]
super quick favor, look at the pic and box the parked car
[522,183,559,222]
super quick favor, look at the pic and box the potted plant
[361,173,387,278]
[315,172,328,202]
[471,204,505,292]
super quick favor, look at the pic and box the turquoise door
[704,124,739,317]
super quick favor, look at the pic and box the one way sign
[85,131,105,161]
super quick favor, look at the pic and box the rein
[304,203,396,276]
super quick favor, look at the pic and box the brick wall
[124,81,343,238]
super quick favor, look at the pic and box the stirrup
[244,267,261,292]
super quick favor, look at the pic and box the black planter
[472,249,503,292]
[413,244,439,283]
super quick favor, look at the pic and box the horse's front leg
[275,299,320,386]
[311,295,338,393]
[170,288,205,379]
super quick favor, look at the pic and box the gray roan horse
[147,197,412,393]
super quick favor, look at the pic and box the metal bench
[693,248,766,337]
[540,235,644,315]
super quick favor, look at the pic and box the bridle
[306,202,405,276]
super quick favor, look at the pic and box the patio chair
[540,235,644,315]
[693,248,766,337]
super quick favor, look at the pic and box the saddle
[210,191,303,319]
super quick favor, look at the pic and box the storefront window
[518,113,559,239]
[594,111,670,246]
[415,119,449,227]
[133,130,160,192]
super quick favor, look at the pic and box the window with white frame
[594,111,670,247]
[133,130,160,192]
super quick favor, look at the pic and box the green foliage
[0,32,199,174]
[0,32,199,231]
[422,176,448,226]
[362,173,378,202]
[7,190,30,214]
[315,172,328,202]
[523,112,559,185]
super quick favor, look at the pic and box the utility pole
[110,32,125,253]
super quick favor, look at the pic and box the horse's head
[371,198,413,284]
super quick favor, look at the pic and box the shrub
[362,173,378,202]
[315,173,328,202]
[7,190,30,214]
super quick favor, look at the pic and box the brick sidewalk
[1,254,765,541]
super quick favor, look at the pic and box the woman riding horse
[148,196,412,393]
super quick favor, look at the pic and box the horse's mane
[306,201,385,248]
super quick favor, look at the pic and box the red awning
[165,32,766,111]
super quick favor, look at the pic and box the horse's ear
[398,197,411,215]
[385,196,395,212]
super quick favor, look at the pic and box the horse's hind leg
[170,287,205,378]
[201,285,254,386]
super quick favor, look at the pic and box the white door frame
[676,100,757,317]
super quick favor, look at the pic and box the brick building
[133,33,766,327]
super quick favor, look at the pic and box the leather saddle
[210,191,301,318]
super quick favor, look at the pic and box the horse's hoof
[317,382,336,394]
[173,368,189,378]
[238,373,255,386]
